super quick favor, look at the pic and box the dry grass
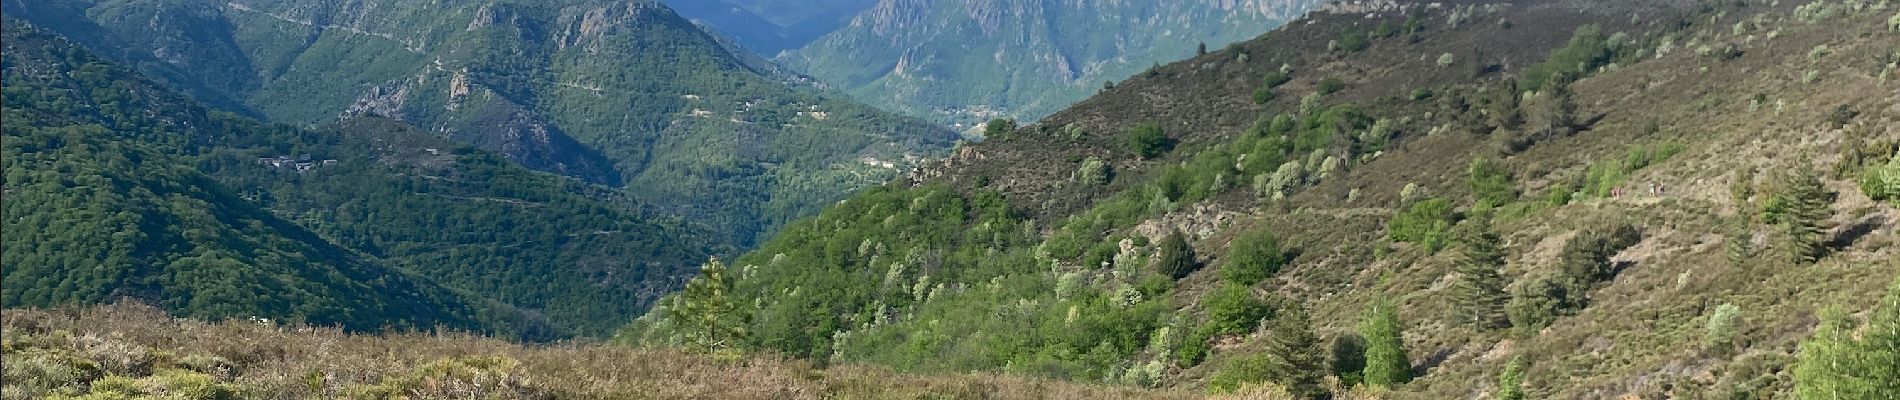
[0,304,1192,400]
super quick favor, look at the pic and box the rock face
[4,0,958,245]
[780,0,1324,129]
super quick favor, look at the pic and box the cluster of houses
[256,154,339,173]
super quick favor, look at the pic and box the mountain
[1,18,722,338]
[660,0,876,55]
[629,0,1900,396]
[2,0,959,246]
[779,0,1321,130]
[1,20,485,333]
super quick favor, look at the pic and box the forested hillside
[2,0,958,245]
[0,20,485,333]
[632,0,1900,397]
[780,0,1319,129]
[2,19,719,338]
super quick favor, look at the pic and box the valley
[4,0,1899,399]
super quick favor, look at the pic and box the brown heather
[0,304,1191,399]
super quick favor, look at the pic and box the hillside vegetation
[3,0,958,245]
[631,0,1900,397]
[0,304,1191,400]
[2,18,718,338]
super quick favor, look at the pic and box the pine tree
[1451,217,1510,330]
[667,257,746,357]
[1262,303,1328,398]
[1359,300,1412,387]
[1497,356,1528,400]
[1725,218,1754,268]
[1158,229,1198,280]
[1771,168,1832,265]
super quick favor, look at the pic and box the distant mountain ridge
[1,17,724,338]
[3,0,959,246]
[779,0,1322,129]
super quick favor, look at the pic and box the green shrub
[1507,277,1566,333]
[1497,356,1528,400]
[1122,123,1172,159]
[1468,158,1518,209]
[1705,303,1742,350]
[1387,198,1455,251]
[1519,25,1619,91]
[1334,31,1370,53]
[1317,78,1346,95]
[1156,229,1198,279]
[1219,230,1285,285]
[1076,157,1111,186]
[1860,155,1900,204]
[983,118,1018,139]
[1207,352,1271,394]
[1202,283,1271,337]
[63,369,238,400]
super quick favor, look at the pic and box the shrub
[1508,277,1567,333]
[983,118,1018,139]
[1497,356,1528,400]
[1437,53,1456,67]
[1335,31,1371,53]
[1387,198,1455,251]
[1220,230,1285,285]
[1262,71,1292,88]
[83,369,238,400]
[1705,303,1742,350]
[1156,229,1198,279]
[353,356,548,400]
[1076,157,1111,186]
[1860,155,1900,203]
[1318,78,1346,95]
[1467,158,1518,209]
[1202,283,1271,337]
[1122,123,1172,159]
[1519,25,1616,91]
[1208,352,1272,394]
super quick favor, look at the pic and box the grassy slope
[0,304,1192,400]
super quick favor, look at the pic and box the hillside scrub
[0,305,1192,400]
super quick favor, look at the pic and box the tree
[666,257,746,357]
[1261,303,1328,398]
[1220,230,1285,285]
[983,118,1017,139]
[1794,279,1900,398]
[1768,167,1832,265]
[1497,356,1527,400]
[1451,217,1510,330]
[1359,300,1412,387]
[1157,229,1198,279]
[1122,123,1172,159]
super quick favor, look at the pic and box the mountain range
[2,0,959,246]
[779,0,1321,129]
[4,0,1899,398]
